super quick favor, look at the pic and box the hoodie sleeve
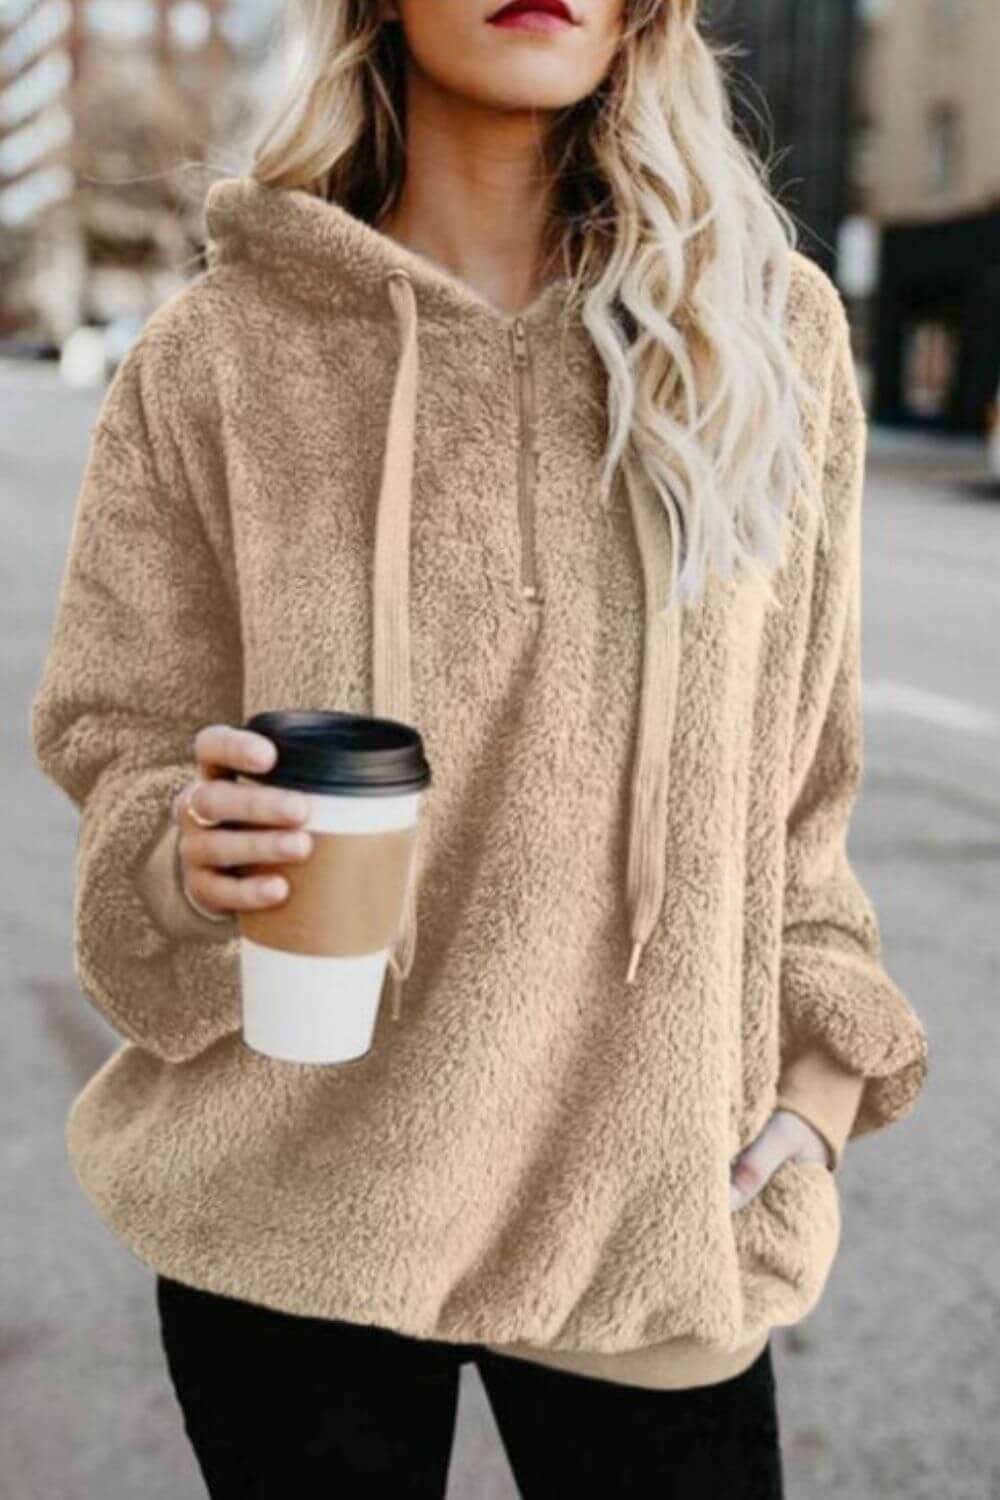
[30,345,244,1064]
[774,1044,865,1173]
[775,304,929,1151]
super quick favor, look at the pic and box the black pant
[155,1273,784,1499]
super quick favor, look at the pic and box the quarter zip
[509,315,544,606]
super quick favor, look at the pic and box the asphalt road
[4,362,999,1499]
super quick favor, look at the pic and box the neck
[377,67,563,316]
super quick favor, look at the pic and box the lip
[487,0,579,31]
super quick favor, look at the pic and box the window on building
[927,105,959,197]
[850,117,879,197]
[902,320,957,419]
[83,0,158,45]
[168,1,213,51]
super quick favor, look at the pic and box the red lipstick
[487,0,579,34]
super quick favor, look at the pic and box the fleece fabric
[31,174,927,1391]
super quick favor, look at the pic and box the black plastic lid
[240,710,432,797]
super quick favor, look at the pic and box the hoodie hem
[479,1328,771,1390]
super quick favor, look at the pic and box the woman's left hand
[729,1109,830,1212]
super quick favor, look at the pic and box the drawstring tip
[625,940,644,986]
[387,969,404,1022]
[384,960,406,1022]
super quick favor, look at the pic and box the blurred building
[705,0,859,281]
[849,0,1000,432]
[0,0,275,337]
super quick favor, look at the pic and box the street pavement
[4,361,998,1499]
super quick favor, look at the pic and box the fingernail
[282,792,308,819]
[262,877,286,900]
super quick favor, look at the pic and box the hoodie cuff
[775,1045,866,1173]
[135,814,238,944]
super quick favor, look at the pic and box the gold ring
[186,797,221,829]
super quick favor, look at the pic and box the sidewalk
[865,422,992,484]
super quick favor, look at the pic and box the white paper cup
[232,711,431,1065]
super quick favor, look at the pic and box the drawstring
[621,447,683,986]
[374,268,421,1021]
[372,268,683,1020]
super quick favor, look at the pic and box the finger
[185,866,292,915]
[174,778,218,831]
[178,778,312,831]
[192,723,278,778]
[181,825,313,871]
[730,1112,798,1211]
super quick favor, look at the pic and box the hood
[202,174,683,1022]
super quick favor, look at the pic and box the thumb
[730,1112,794,1212]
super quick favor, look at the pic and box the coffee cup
[232,709,432,1064]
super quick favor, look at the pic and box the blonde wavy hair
[243,0,818,610]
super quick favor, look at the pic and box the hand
[173,724,314,919]
[729,1108,830,1212]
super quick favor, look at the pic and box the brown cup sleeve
[237,825,418,958]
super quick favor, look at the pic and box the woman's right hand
[173,724,314,918]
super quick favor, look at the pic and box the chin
[441,58,604,113]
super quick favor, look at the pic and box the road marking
[864,680,1000,738]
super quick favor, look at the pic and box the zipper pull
[511,315,528,367]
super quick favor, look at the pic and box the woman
[31,0,929,1495]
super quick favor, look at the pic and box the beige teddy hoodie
[30,175,927,1391]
